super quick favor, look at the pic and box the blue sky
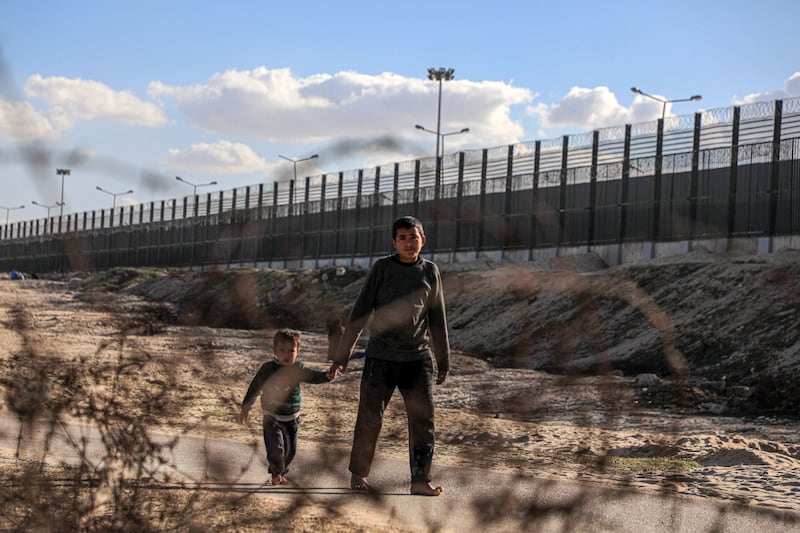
[1,0,799,218]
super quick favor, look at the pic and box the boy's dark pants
[262,415,299,476]
[350,357,436,482]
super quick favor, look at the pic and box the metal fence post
[529,140,541,255]
[244,185,252,264]
[303,177,311,261]
[270,182,278,263]
[355,169,363,256]
[728,106,740,239]
[370,167,380,257]
[335,172,344,258]
[769,100,783,240]
[455,151,465,254]
[588,130,599,247]
[558,136,569,247]
[690,112,702,238]
[413,160,420,214]
[478,148,488,253]
[317,174,327,264]
[503,144,514,256]
[619,125,632,246]
[257,183,264,220]
[392,162,400,223]
[652,119,665,242]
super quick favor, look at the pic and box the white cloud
[148,67,533,149]
[735,71,800,105]
[116,196,139,208]
[526,85,712,134]
[166,140,267,174]
[786,72,800,96]
[536,86,629,129]
[0,97,60,142]
[527,86,665,131]
[25,74,168,130]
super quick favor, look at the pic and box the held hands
[327,362,345,381]
[239,406,250,425]
[325,362,443,383]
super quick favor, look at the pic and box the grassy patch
[101,267,165,291]
[502,449,700,474]
[603,456,701,473]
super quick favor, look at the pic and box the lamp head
[690,95,702,101]
[427,67,455,81]
[460,128,470,133]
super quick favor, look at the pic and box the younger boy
[240,328,332,485]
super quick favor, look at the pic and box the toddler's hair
[274,328,301,347]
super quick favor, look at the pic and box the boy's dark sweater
[333,254,450,372]
[241,359,329,419]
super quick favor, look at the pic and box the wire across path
[2,415,798,532]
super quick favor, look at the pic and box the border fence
[2,98,800,273]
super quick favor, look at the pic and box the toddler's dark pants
[262,415,299,477]
[349,357,435,483]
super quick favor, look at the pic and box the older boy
[240,328,331,485]
[328,216,450,496]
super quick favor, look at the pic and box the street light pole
[426,67,455,198]
[415,125,470,162]
[278,154,319,182]
[96,186,134,210]
[31,200,64,219]
[175,176,217,196]
[56,168,70,217]
[176,177,217,221]
[175,177,216,270]
[1,204,25,225]
[630,87,702,121]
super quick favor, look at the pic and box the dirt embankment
[73,248,800,416]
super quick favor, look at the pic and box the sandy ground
[2,274,800,526]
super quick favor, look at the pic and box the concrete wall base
[211,235,798,272]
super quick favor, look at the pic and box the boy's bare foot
[271,474,287,485]
[410,481,443,496]
[350,474,373,492]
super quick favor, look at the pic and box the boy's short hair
[392,216,425,239]
[274,328,301,348]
